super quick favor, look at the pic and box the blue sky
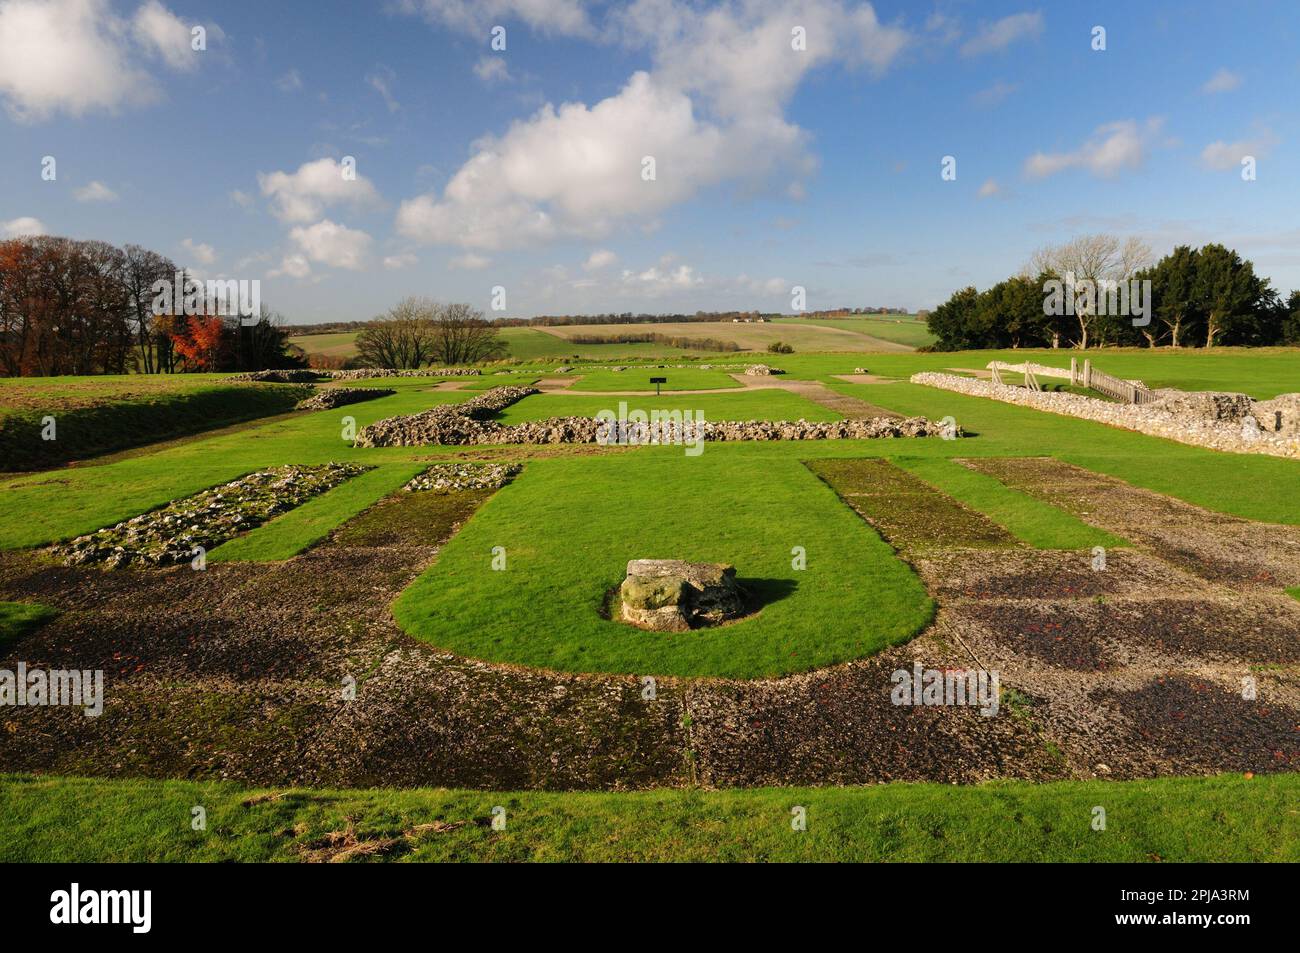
[1,0,1296,323]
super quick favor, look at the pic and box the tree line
[0,235,300,376]
[925,234,1300,351]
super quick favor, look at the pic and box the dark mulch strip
[1093,676,1300,774]
[966,456,1300,589]
[808,458,1015,552]
[960,602,1115,672]
[686,650,1067,786]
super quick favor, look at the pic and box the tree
[1142,245,1198,347]
[429,302,507,366]
[1193,243,1269,347]
[925,286,981,351]
[1028,234,1153,348]
[355,296,440,368]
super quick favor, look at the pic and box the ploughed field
[2,348,1300,861]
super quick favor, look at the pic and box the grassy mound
[0,383,313,471]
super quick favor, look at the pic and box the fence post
[1083,359,1092,389]
[1070,357,1078,385]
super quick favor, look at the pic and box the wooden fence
[987,359,1157,405]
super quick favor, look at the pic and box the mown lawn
[393,450,934,677]
[565,367,744,392]
[495,389,839,424]
[1,772,1294,862]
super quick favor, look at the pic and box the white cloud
[366,66,399,112]
[288,219,372,270]
[473,56,510,84]
[1024,118,1163,179]
[2,216,46,237]
[0,0,153,120]
[584,249,618,270]
[960,11,1043,57]
[382,253,418,270]
[978,178,1001,198]
[74,180,118,202]
[276,69,303,92]
[257,158,382,223]
[397,1,913,252]
[396,0,594,37]
[450,252,491,270]
[621,262,702,296]
[269,254,311,279]
[1202,68,1242,94]
[230,189,254,208]
[1201,129,1277,170]
[132,0,199,72]
[181,238,216,265]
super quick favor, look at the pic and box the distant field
[538,320,915,353]
[288,316,923,363]
[771,315,936,349]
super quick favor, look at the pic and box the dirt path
[2,457,1296,789]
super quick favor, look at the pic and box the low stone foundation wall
[53,463,369,568]
[228,367,481,383]
[356,379,951,448]
[911,372,1300,459]
[294,387,395,411]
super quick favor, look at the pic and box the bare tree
[1028,234,1153,348]
[430,302,506,365]
[355,296,441,368]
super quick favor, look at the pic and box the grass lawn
[495,389,841,424]
[1,771,1293,862]
[566,367,744,392]
[393,450,934,677]
[0,380,312,471]
[209,463,426,562]
[0,602,58,650]
[893,456,1126,550]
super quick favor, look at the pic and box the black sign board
[650,376,667,395]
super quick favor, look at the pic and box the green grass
[209,463,426,562]
[0,381,312,471]
[893,457,1126,550]
[495,389,840,424]
[393,452,934,677]
[772,315,936,349]
[566,367,744,392]
[0,602,58,650]
[1,771,1294,862]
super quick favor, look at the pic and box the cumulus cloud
[1202,68,1242,94]
[0,0,220,121]
[2,216,46,237]
[978,178,1001,198]
[1201,129,1277,170]
[132,0,201,72]
[269,254,311,279]
[0,0,153,120]
[1024,118,1163,179]
[382,253,417,270]
[971,80,1017,107]
[289,220,372,270]
[584,249,618,270]
[257,158,382,223]
[74,180,119,202]
[960,11,1043,57]
[397,2,909,252]
[473,56,510,84]
[180,238,216,265]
